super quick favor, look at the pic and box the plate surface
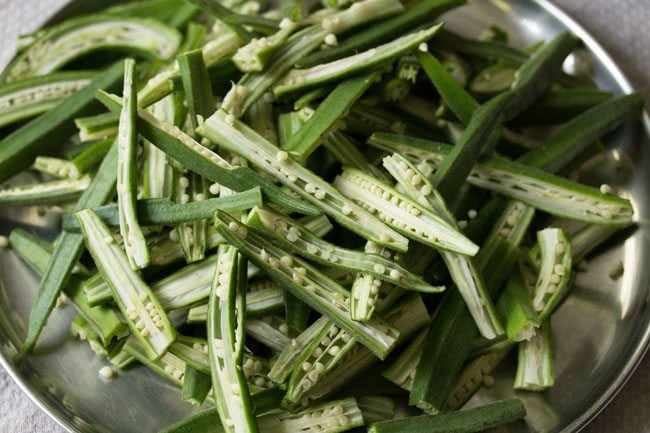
[0,1,648,432]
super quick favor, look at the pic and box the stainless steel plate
[0,1,648,432]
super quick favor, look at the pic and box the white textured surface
[0,0,648,432]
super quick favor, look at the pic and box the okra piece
[182,0,255,42]
[503,32,580,120]
[232,20,298,72]
[117,59,150,270]
[9,229,128,347]
[298,0,466,68]
[246,316,296,352]
[368,133,634,225]
[497,265,540,342]
[214,211,401,359]
[175,172,209,263]
[484,200,535,247]
[62,188,262,232]
[247,97,279,145]
[123,336,188,387]
[469,62,516,95]
[97,91,319,215]
[22,141,119,353]
[246,207,441,293]
[349,241,391,322]
[207,245,259,433]
[33,156,81,179]
[198,109,406,251]
[0,62,123,185]
[381,327,428,391]
[357,396,396,424]
[514,320,555,391]
[0,72,95,128]
[532,228,572,319]
[333,167,478,255]
[446,348,511,410]
[104,0,200,27]
[177,49,215,131]
[75,112,119,142]
[368,398,526,433]
[517,93,644,172]
[515,87,613,126]
[324,132,391,183]
[384,154,504,339]
[76,209,177,360]
[0,176,90,206]
[273,24,443,98]
[1,16,181,82]
[182,366,212,406]
[572,223,621,263]
[281,73,377,160]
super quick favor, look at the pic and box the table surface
[0,0,648,432]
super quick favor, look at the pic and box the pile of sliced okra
[0,0,644,431]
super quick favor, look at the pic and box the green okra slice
[333,167,478,255]
[198,109,406,251]
[247,97,279,145]
[71,138,113,174]
[22,140,119,353]
[384,154,504,340]
[298,0,466,68]
[445,347,511,411]
[104,0,200,27]
[76,209,177,360]
[381,327,428,391]
[182,365,212,406]
[517,93,644,172]
[221,0,404,117]
[117,59,150,270]
[207,245,259,433]
[357,396,396,424]
[1,15,181,82]
[70,315,109,357]
[142,96,178,199]
[75,112,120,142]
[532,228,572,319]
[325,132,392,183]
[367,133,634,225]
[349,241,391,322]
[571,223,621,263]
[123,336,188,386]
[297,293,430,407]
[174,172,209,263]
[32,156,82,179]
[469,62,516,95]
[484,200,535,247]
[177,49,215,132]
[9,229,128,347]
[246,207,441,293]
[0,176,90,206]
[0,62,123,185]
[0,71,95,128]
[232,20,298,72]
[281,73,378,160]
[514,320,555,391]
[214,211,401,359]
[368,398,526,433]
[272,24,443,98]
[62,188,262,232]
[497,264,540,342]
[97,91,318,215]
[503,32,580,121]
[246,315,297,352]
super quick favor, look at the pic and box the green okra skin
[503,32,580,121]
[469,61,516,95]
[514,320,555,391]
[297,0,467,68]
[182,0,254,42]
[284,291,312,332]
[324,132,392,183]
[0,176,91,206]
[532,228,572,320]
[272,24,444,98]
[232,20,298,73]
[409,237,519,413]
[198,108,406,251]
[1,15,181,83]
[182,365,212,406]
[333,167,478,255]
[175,172,209,263]
[294,88,328,110]
[281,73,378,160]
[368,398,526,433]
[22,140,119,353]
[76,209,177,360]
[514,87,614,126]
[572,223,622,263]
[497,265,540,342]
[9,229,128,347]
[75,112,120,142]
[357,396,396,424]
[32,156,81,180]
[97,91,319,215]
[247,97,279,145]
[117,59,150,270]
[214,211,401,359]
[104,0,200,27]
[245,207,441,294]
[72,137,113,173]
[416,51,478,125]
[123,336,188,387]
[0,62,123,185]
[435,29,529,64]
[517,93,644,173]
[430,91,513,200]
[367,133,635,225]
[177,49,215,131]
[62,188,263,232]
[207,245,259,433]
[0,71,95,128]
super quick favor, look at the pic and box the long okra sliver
[61,188,263,232]
[369,399,526,433]
[0,62,123,185]
[22,141,119,352]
